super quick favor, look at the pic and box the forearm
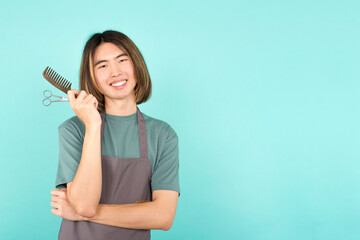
[69,124,102,215]
[81,201,170,231]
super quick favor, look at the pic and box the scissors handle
[42,98,52,106]
[43,90,52,98]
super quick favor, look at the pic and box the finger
[51,208,61,217]
[95,98,98,109]
[50,189,60,196]
[92,97,98,109]
[67,90,75,105]
[51,190,65,198]
[85,95,97,106]
[67,90,79,105]
[67,89,79,98]
[51,201,59,208]
[83,94,95,104]
[76,90,88,102]
[51,195,62,201]
[82,95,97,109]
[71,90,87,105]
[72,89,80,95]
[73,89,79,98]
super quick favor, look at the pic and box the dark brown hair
[79,30,152,111]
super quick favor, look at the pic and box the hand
[50,188,86,221]
[67,89,102,128]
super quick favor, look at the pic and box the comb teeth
[42,66,72,94]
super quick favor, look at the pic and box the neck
[104,95,137,116]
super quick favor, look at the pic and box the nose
[110,62,122,77]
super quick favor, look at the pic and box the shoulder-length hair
[79,30,152,112]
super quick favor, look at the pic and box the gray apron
[59,106,152,240]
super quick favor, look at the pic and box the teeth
[111,80,126,86]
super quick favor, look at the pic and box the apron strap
[136,106,148,159]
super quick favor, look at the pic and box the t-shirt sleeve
[151,125,181,197]
[55,124,83,189]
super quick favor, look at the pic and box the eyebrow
[94,53,128,67]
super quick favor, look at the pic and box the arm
[67,125,102,218]
[66,90,102,218]
[80,190,179,231]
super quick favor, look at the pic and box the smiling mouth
[111,80,127,87]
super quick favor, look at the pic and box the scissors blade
[50,93,68,102]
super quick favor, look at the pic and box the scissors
[42,90,69,106]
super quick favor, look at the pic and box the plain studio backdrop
[0,0,360,239]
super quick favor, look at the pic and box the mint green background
[1,0,360,239]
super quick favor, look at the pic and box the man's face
[93,42,136,102]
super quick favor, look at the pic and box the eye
[99,64,107,69]
[119,58,127,63]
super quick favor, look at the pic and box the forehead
[93,42,126,60]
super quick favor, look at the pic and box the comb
[42,66,72,94]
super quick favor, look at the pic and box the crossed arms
[51,187,179,231]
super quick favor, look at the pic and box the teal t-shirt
[55,109,180,196]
